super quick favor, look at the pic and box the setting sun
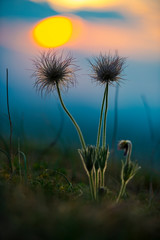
[33,16,73,48]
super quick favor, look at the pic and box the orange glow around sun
[33,16,73,48]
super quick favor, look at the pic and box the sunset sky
[0,0,160,165]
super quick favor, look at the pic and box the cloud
[30,0,119,12]
[27,0,160,60]
[30,0,159,15]
[65,16,160,60]
[1,0,160,60]
[0,12,159,60]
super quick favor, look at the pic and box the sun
[33,16,73,48]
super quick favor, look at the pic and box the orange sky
[0,0,159,60]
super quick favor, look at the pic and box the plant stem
[95,170,99,199]
[56,83,86,150]
[102,83,108,148]
[89,171,95,200]
[89,176,94,199]
[126,142,132,164]
[6,68,13,173]
[96,85,107,149]
[111,84,119,157]
[116,181,126,203]
[100,169,105,187]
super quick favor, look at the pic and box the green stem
[100,169,105,187]
[56,83,86,150]
[122,182,127,196]
[116,181,126,203]
[89,171,95,200]
[95,170,99,200]
[96,85,107,149]
[126,142,132,164]
[102,83,108,148]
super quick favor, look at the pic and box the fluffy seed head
[32,50,78,95]
[88,52,126,85]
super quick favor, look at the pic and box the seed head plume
[88,52,126,86]
[32,49,78,95]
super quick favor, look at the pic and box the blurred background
[0,0,160,168]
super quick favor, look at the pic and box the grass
[0,142,160,240]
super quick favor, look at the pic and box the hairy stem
[95,170,99,200]
[56,83,86,150]
[102,83,108,148]
[111,84,119,156]
[100,169,105,187]
[126,141,132,164]
[89,171,96,200]
[96,85,107,149]
[116,181,126,203]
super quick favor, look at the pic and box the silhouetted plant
[0,69,13,173]
[82,52,126,200]
[116,140,141,203]
[0,69,27,179]
[33,50,141,202]
[32,50,86,150]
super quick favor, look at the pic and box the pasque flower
[118,140,132,162]
[33,50,78,95]
[88,52,126,86]
[116,140,141,203]
[87,52,126,200]
[88,52,126,152]
[32,50,131,201]
[32,49,86,149]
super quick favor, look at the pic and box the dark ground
[0,143,160,240]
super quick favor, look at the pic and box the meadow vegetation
[0,143,160,240]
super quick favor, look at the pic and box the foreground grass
[0,143,160,240]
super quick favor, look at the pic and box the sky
[0,0,160,166]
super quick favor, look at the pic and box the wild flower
[88,52,126,151]
[32,49,86,150]
[79,52,126,200]
[78,145,110,200]
[88,52,126,86]
[116,140,141,203]
[118,139,132,160]
[33,50,78,95]
[32,50,141,202]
